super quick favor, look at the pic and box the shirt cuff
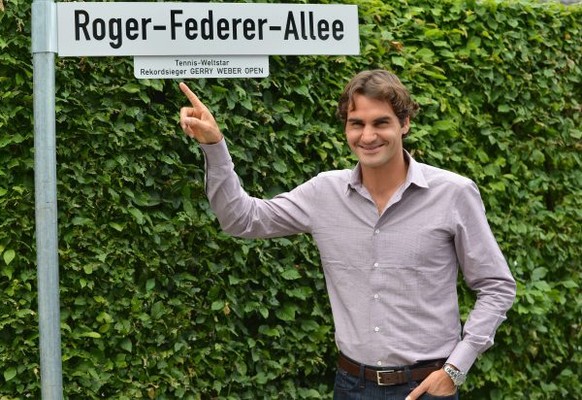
[446,340,480,374]
[199,138,232,167]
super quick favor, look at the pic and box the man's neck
[361,153,409,213]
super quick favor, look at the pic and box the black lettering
[243,19,255,40]
[284,12,299,40]
[108,18,122,49]
[92,18,106,40]
[231,18,242,40]
[167,11,269,42]
[332,20,344,40]
[300,12,307,40]
[257,18,267,40]
[170,9,183,40]
[201,11,214,40]
[217,67,242,74]
[74,10,90,41]
[217,18,229,40]
[317,20,329,40]
[308,12,316,40]
[245,67,263,74]
[73,12,152,49]
[126,18,139,40]
[185,18,198,39]
[141,18,151,40]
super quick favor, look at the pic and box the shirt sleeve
[446,180,517,373]
[200,139,313,238]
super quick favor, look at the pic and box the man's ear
[401,116,411,136]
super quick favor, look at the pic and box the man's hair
[337,70,420,134]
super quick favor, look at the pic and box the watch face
[445,365,466,386]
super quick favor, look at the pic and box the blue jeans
[333,368,459,400]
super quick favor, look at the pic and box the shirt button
[377,361,383,366]
[374,229,380,234]
[374,294,379,299]
[374,326,380,332]
[373,262,379,268]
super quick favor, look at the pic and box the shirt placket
[370,221,386,367]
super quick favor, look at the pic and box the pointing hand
[179,82,223,144]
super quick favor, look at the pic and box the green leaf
[466,36,482,50]
[128,207,145,224]
[275,304,298,322]
[120,83,141,93]
[288,287,312,300]
[273,160,288,173]
[433,120,456,131]
[72,217,93,226]
[2,266,13,280]
[531,267,548,281]
[211,300,225,311]
[3,249,15,265]
[416,48,435,62]
[258,307,269,319]
[424,28,444,39]
[4,368,17,382]
[120,338,133,353]
[560,280,578,289]
[80,332,101,339]
[108,222,125,231]
[281,268,301,280]
[391,56,406,67]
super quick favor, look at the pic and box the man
[179,70,516,399]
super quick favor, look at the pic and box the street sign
[57,2,360,57]
[134,55,269,79]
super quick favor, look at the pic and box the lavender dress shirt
[201,139,516,374]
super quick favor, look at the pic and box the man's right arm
[179,83,312,238]
[200,139,312,238]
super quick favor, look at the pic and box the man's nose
[361,125,376,142]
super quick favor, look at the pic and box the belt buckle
[376,369,395,386]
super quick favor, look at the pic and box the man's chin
[358,158,389,169]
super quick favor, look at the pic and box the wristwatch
[443,363,466,386]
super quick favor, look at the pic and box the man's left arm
[448,180,517,372]
[407,180,517,399]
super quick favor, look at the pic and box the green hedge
[1,0,580,398]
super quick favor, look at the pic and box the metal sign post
[32,0,63,398]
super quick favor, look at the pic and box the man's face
[345,94,410,170]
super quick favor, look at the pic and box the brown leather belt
[338,353,446,386]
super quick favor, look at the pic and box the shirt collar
[347,150,429,193]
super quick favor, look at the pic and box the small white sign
[134,55,269,79]
[57,2,359,57]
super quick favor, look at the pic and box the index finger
[179,82,205,108]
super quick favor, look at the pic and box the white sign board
[134,55,269,79]
[57,2,360,57]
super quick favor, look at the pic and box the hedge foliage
[1,0,581,398]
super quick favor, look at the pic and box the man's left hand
[405,369,456,400]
